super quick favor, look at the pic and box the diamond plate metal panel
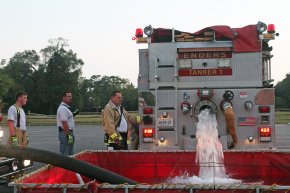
[149,43,177,83]
[164,88,275,150]
[147,42,263,88]
[176,90,197,137]
[139,141,155,150]
[157,130,177,148]
[184,136,230,150]
[178,53,262,88]
[149,43,177,66]
[141,41,275,150]
[138,49,149,90]
[183,136,196,150]
[156,90,177,108]
[157,68,175,82]
[140,88,275,150]
[233,53,262,82]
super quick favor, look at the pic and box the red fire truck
[135,22,278,150]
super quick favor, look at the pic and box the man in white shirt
[7,92,28,146]
[57,91,76,156]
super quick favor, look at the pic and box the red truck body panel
[10,151,290,193]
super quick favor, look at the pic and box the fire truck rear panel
[137,24,276,151]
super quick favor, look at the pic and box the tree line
[1,38,290,114]
[275,74,290,109]
[0,38,138,114]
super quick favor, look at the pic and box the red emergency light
[259,127,271,137]
[0,113,2,122]
[259,106,270,113]
[135,28,143,38]
[267,24,275,33]
[143,107,153,114]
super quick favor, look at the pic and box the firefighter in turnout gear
[102,90,141,150]
[7,92,29,147]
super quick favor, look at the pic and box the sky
[0,0,289,86]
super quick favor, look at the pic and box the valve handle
[223,91,234,100]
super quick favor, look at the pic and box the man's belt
[58,126,73,132]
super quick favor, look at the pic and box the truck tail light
[267,24,275,33]
[259,106,270,113]
[259,127,271,137]
[135,28,143,38]
[143,128,154,143]
[143,107,153,114]
[143,128,154,137]
[259,127,271,142]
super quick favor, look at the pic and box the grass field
[275,111,290,124]
[0,111,289,126]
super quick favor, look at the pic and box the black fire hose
[0,144,137,185]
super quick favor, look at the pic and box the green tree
[0,69,14,103]
[121,83,138,111]
[2,50,40,111]
[79,75,138,111]
[275,73,290,108]
[40,48,84,114]
[2,37,139,113]
[4,50,40,86]
[2,38,84,114]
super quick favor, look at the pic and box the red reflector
[197,89,200,97]
[135,28,143,38]
[0,114,2,122]
[259,106,270,113]
[267,24,275,33]
[143,128,154,138]
[143,107,153,114]
[259,127,271,137]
